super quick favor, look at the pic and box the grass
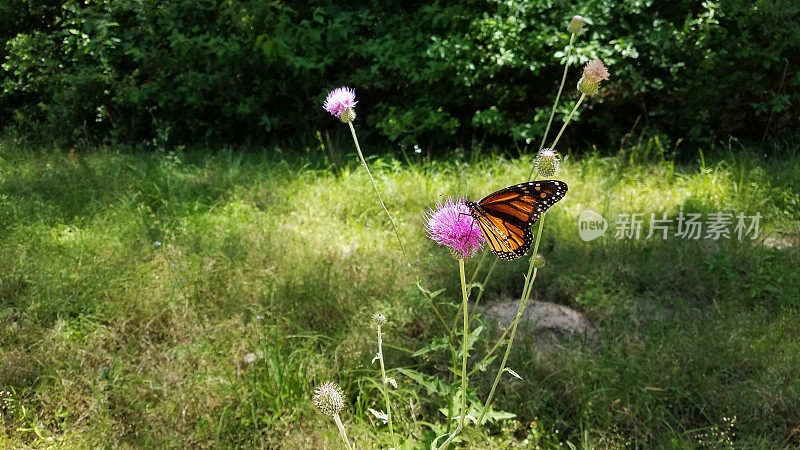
[0,137,798,448]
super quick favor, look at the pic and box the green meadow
[1,139,798,448]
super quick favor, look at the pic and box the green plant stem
[438,258,469,450]
[458,258,468,429]
[548,94,586,151]
[347,122,449,332]
[528,33,576,181]
[436,423,462,450]
[348,121,412,271]
[468,258,496,327]
[376,324,394,439]
[454,255,496,333]
[478,67,586,416]
[333,413,353,450]
[477,214,547,424]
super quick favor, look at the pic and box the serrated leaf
[465,281,483,294]
[411,337,448,357]
[397,368,450,396]
[457,325,483,358]
[416,283,445,300]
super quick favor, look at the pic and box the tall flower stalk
[323,88,413,271]
[313,381,353,450]
[477,215,547,424]
[479,57,609,424]
[324,86,449,331]
[425,198,484,449]
[436,258,470,450]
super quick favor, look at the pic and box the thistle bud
[534,148,560,177]
[577,59,609,96]
[339,108,356,124]
[567,15,584,34]
[533,253,546,268]
[371,313,387,326]
[313,382,345,417]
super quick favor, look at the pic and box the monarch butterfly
[465,180,568,260]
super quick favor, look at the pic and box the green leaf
[416,282,445,300]
[457,325,483,358]
[396,368,450,396]
[411,336,449,357]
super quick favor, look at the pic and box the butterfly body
[465,180,568,260]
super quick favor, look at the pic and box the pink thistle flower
[323,87,358,123]
[577,59,610,95]
[583,59,609,83]
[425,197,485,259]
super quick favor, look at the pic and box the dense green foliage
[2,0,799,150]
[0,139,799,446]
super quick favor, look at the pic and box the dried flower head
[371,313,387,326]
[425,197,485,259]
[323,87,358,123]
[567,15,584,34]
[577,59,610,96]
[313,381,345,417]
[534,148,561,177]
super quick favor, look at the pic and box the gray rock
[481,300,593,337]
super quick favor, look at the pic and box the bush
[1,0,798,151]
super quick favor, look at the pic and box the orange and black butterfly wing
[467,180,568,260]
[469,207,534,260]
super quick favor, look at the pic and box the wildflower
[534,148,560,177]
[313,381,346,417]
[425,197,485,259]
[567,15,584,34]
[154,241,162,247]
[244,352,256,364]
[372,313,387,326]
[577,59,610,96]
[323,87,358,123]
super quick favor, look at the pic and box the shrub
[1,0,798,151]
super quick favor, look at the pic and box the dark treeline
[1,0,798,153]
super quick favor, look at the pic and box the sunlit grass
[0,139,798,447]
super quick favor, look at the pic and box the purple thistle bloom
[425,197,485,259]
[323,87,357,120]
